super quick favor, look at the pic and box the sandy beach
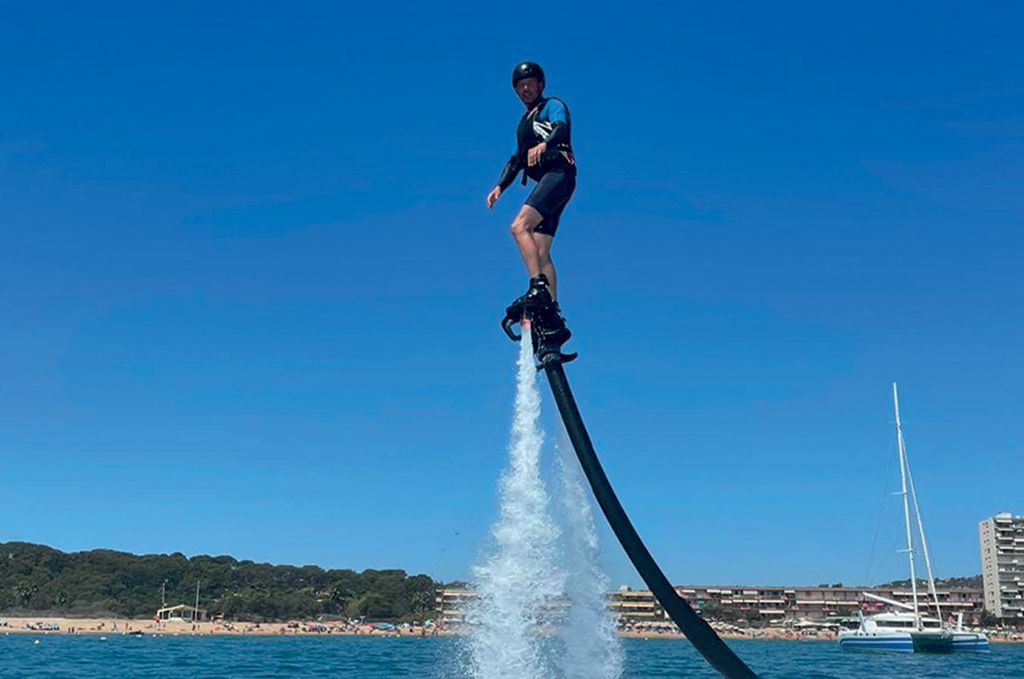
[2,617,1020,643]
[0,617,444,638]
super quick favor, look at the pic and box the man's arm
[527,99,570,166]
[544,122,568,147]
[487,154,522,208]
[541,99,569,147]
[495,153,523,191]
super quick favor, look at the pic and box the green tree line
[877,575,983,590]
[0,542,440,621]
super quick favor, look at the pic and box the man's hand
[486,186,502,209]
[527,142,547,167]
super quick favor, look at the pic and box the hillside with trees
[0,542,440,621]
[877,575,983,590]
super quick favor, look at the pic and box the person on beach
[486,61,576,339]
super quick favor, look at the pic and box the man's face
[515,77,543,106]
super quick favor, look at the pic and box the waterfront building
[435,588,573,625]
[675,584,983,625]
[436,583,985,626]
[608,587,661,624]
[156,604,208,622]
[436,588,475,623]
[979,512,1024,620]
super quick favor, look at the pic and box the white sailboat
[837,383,989,653]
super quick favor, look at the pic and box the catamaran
[837,384,989,653]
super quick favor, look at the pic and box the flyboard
[501,306,761,679]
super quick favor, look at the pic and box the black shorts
[525,170,576,237]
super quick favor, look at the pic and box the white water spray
[465,327,623,679]
[466,328,564,679]
[553,430,625,679]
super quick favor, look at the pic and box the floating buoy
[34,639,40,645]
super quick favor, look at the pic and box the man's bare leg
[509,205,545,278]
[534,232,556,301]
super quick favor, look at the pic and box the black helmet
[512,61,545,87]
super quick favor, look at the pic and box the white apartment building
[437,583,986,625]
[979,512,1024,619]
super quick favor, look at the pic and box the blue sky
[2,1,1021,588]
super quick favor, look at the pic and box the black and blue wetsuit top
[496,96,576,190]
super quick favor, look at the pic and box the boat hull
[950,632,990,653]
[838,633,914,652]
[911,632,954,653]
[838,631,990,654]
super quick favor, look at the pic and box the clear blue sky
[2,1,1021,588]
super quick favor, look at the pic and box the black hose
[543,361,760,679]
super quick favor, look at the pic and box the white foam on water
[466,329,564,679]
[553,428,625,679]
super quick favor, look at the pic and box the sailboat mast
[907,462,944,624]
[893,383,921,629]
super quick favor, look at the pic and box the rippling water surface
[2,635,1021,678]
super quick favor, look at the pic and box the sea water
[2,635,1022,678]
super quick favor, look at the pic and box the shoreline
[0,617,441,638]
[2,617,1021,643]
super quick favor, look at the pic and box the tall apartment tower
[979,512,1024,620]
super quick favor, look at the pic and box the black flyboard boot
[529,301,574,364]
[501,275,554,341]
[511,275,553,309]
[500,277,577,364]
